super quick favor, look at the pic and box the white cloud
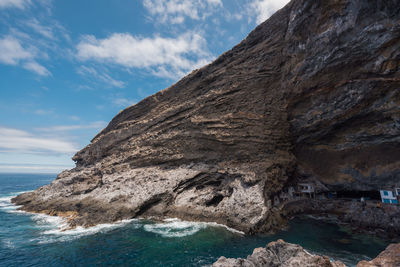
[0,35,51,76]
[0,36,32,65]
[112,97,137,107]
[77,66,125,88]
[206,0,222,6]
[76,32,212,79]
[143,0,222,24]
[23,61,51,76]
[0,126,78,154]
[69,116,80,121]
[34,109,53,115]
[0,0,30,9]
[249,0,290,24]
[35,121,107,132]
[25,18,54,39]
[0,164,73,173]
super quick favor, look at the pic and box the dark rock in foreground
[12,0,400,233]
[357,243,400,267]
[213,240,400,267]
[213,239,346,267]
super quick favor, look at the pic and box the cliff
[13,0,400,233]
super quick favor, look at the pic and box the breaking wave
[1,192,242,243]
[0,192,29,212]
[33,216,137,244]
[143,218,244,237]
[143,218,208,237]
[0,192,138,244]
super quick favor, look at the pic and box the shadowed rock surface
[213,240,400,267]
[213,239,346,267]
[357,243,400,267]
[12,0,400,233]
[283,199,400,238]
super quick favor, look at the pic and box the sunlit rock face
[13,0,400,233]
[213,239,347,267]
[213,240,400,267]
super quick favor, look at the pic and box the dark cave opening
[335,190,380,200]
[206,194,224,207]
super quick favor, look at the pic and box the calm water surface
[0,173,391,266]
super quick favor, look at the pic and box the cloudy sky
[0,0,289,173]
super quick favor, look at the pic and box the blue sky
[0,0,289,173]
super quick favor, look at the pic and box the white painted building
[380,190,399,204]
[297,183,315,198]
[298,183,314,193]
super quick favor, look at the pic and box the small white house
[298,183,314,193]
[279,186,296,202]
[297,183,315,198]
[380,190,399,204]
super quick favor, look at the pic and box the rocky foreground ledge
[12,0,400,234]
[213,240,400,267]
[283,199,400,238]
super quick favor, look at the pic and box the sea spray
[143,218,245,237]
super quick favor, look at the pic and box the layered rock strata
[357,243,400,267]
[213,239,346,267]
[213,240,400,267]
[13,0,400,233]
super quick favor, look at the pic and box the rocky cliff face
[213,240,400,267]
[213,239,346,267]
[357,243,400,267]
[13,0,400,232]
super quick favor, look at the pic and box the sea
[0,173,392,267]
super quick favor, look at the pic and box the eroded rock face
[12,0,400,232]
[357,243,400,267]
[283,199,400,237]
[213,239,346,267]
[213,240,400,267]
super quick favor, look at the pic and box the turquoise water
[0,174,390,266]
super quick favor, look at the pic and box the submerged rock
[213,239,346,267]
[12,0,400,233]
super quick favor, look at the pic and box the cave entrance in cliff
[335,190,380,200]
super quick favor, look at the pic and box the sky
[0,0,290,173]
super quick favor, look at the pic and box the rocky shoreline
[213,240,400,267]
[11,0,400,240]
[282,199,400,239]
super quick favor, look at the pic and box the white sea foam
[1,239,15,249]
[0,191,31,209]
[0,196,13,207]
[0,196,19,212]
[0,192,35,216]
[31,213,68,229]
[1,191,243,243]
[144,218,207,237]
[1,192,138,244]
[203,221,245,235]
[143,218,244,237]
[27,218,137,244]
